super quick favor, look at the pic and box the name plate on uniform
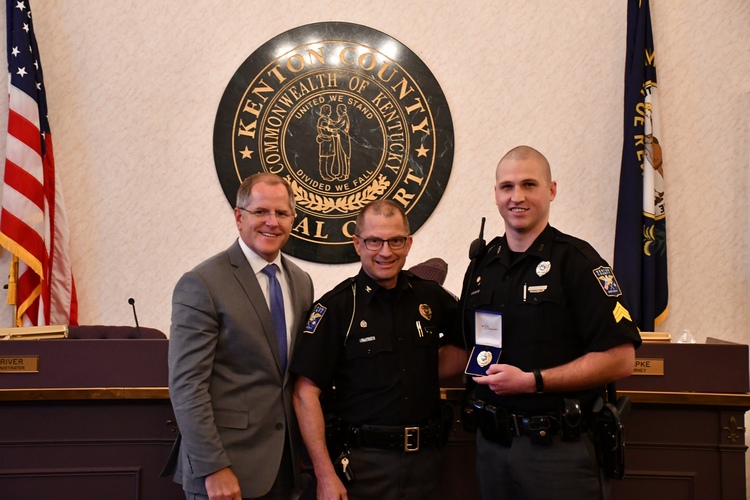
[632,358,664,376]
[0,356,39,373]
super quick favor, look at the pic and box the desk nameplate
[633,357,664,376]
[0,355,39,373]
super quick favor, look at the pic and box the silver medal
[477,350,492,367]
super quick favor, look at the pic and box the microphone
[128,298,142,338]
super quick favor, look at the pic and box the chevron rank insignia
[613,302,633,323]
[593,266,622,297]
[304,303,327,334]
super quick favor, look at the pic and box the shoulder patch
[304,303,327,334]
[592,266,622,297]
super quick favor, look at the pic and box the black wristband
[532,369,544,394]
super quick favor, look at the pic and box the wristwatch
[532,368,544,394]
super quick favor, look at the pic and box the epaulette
[327,276,358,296]
[402,271,437,289]
[402,270,420,280]
[483,236,504,257]
[552,228,606,265]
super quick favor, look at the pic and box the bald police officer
[462,146,641,499]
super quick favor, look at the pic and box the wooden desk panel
[0,397,183,500]
[611,402,748,500]
[0,340,181,500]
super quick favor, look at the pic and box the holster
[325,414,346,453]
[593,393,630,479]
[461,394,481,433]
[463,398,513,446]
[560,397,582,442]
[438,402,454,447]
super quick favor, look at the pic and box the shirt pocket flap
[467,286,494,310]
[346,334,393,360]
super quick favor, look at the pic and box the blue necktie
[262,264,288,371]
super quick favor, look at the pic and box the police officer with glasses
[292,199,465,500]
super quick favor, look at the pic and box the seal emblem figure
[214,22,454,263]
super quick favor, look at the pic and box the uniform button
[402,368,407,372]
[398,337,403,341]
[275,423,283,431]
[367,349,372,355]
[500,304,505,308]
[505,275,510,280]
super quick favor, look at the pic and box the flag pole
[7,255,18,327]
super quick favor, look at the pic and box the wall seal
[214,22,453,263]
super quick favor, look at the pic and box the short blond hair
[496,145,551,182]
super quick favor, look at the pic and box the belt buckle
[404,426,420,452]
[528,416,551,433]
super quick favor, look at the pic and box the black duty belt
[464,398,586,446]
[509,413,561,437]
[347,422,436,452]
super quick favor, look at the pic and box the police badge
[419,304,433,321]
[536,261,551,277]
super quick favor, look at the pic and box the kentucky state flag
[614,0,668,331]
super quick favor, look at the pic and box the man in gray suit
[169,173,314,500]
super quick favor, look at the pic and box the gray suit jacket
[168,241,313,497]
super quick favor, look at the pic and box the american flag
[0,0,77,326]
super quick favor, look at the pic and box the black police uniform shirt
[463,225,642,413]
[291,269,460,426]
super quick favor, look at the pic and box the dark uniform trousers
[476,430,608,500]
[343,442,441,500]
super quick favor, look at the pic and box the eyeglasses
[239,207,293,222]
[355,236,409,251]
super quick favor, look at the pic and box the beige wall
[0,4,748,346]
[0,2,748,341]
